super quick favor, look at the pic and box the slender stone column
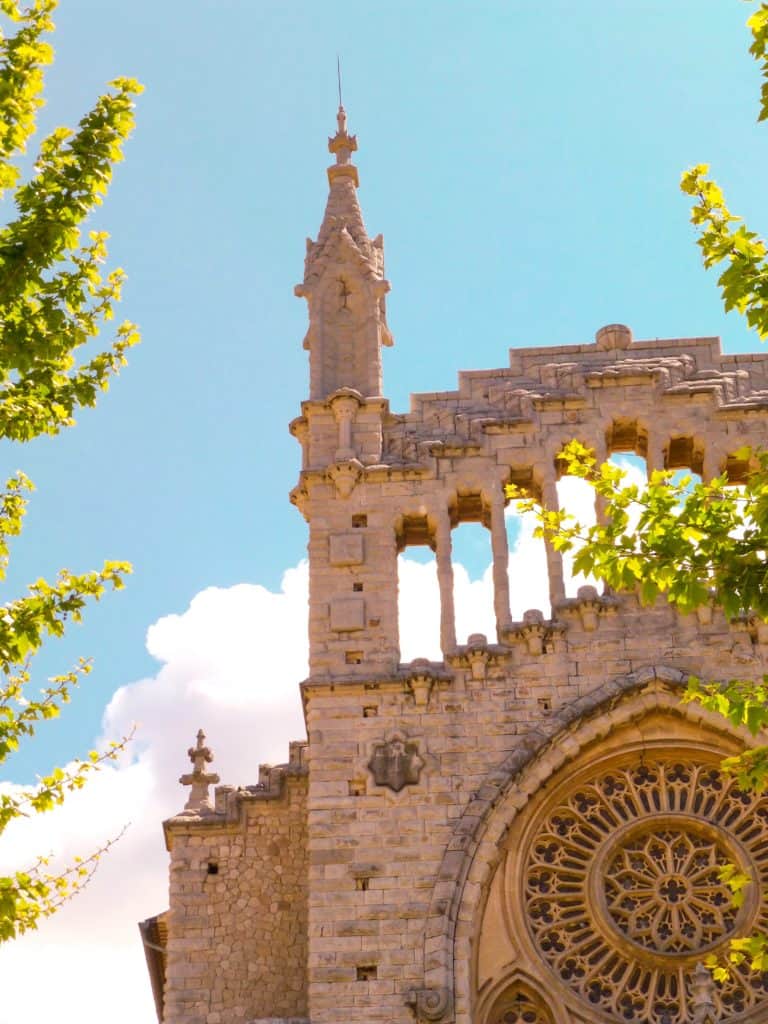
[434,508,457,654]
[702,446,723,483]
[646,436,667,477]
[592,436,609,527]
[541,476,565,607]
[487,485,512,635]
[331,394,359,461]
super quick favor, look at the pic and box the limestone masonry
[142,107,768,1024]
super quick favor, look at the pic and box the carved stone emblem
[368,734,424,792]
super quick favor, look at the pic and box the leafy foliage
[677,4,768,341]
[526,441,768,620]
[0,0,140,942]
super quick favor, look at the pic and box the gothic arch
[415,665,760,1024]
[478,971,563,1024]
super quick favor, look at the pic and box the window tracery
[521,759,768,1023]
[490,991,552,1024]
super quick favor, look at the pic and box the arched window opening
[487,989,553,1024]
[395,515,441,662]
[606,418,648,461]
[724,451,755,486]
[451,521,495,644]
[450,493,495,645]
[555,470,597,598]
[666,435,704,478]
[611,450,648,479]
[555,440,656,597]
[505,499,549,619]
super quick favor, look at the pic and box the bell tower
[291,108,400,679]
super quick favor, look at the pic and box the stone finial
[329,106,357,163]
[595,323,633,350]
[691,963,719,1024]
[179,728,220,814]
[328,104,359,186]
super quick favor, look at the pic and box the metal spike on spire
[337,54,343,108]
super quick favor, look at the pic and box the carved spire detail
[691,963,719,1024]
[295,106,393,401]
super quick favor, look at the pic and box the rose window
[521,759,768,1023]
[604,826,736,954]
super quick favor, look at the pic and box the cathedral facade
[142,109,768,1024]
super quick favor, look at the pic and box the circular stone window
[521,759,768,1023]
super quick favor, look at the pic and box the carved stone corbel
[521,610,546,656]
[327,459,362,498]
[406,986,453,1023]
[409,673,434,708]
[575,584,601,631]
[466,633,490,680]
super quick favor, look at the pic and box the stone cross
[691,963,719,1024]
[179,728,220,814]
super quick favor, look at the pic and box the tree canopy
[0,0,140,942]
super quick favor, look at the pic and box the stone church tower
[142,109,768,1024]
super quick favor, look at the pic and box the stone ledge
[163,740,308,847]
[247,1019,310,1024]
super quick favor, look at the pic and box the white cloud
[0,485,620,1023]
[0,570,310,1024]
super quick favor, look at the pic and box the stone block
[329,597,366,632]
[329,531,365,566]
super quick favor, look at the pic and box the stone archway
[482,974,559,1024]
[412,667,765,1024]
[474,739,768,1024]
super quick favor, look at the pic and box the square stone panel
[330,596,365,631]
[329,531,364,566]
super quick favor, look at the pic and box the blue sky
[2,0,767,783]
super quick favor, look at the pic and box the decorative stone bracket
[501,610,565,656]
[747,613,768,646]
[405,986,453,1024]
[327,459,362,498]
[466,633,491,680]
[554,585,619,632]
[445,635,502,681]
[405,660,447,706]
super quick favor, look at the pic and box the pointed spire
[295,104,393,400]
[312,104,367,253]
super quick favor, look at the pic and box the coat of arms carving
[368,735,424,792]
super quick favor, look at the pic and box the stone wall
[302,599,768,1024]
[163,751,309,1024]
[290,326,768,1023]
